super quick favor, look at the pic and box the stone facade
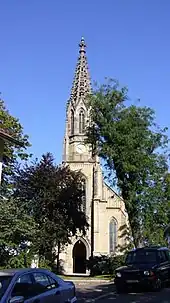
[60,38,128,275]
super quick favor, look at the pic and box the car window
[162,251,168,261]
[161,250,169,262]
[0,276,12,299]
[17,273,32,284]
[33,273,58,290]
[126,250,157,264]
[158,251,167,263]
[163,250,169,261]
[164,250,169,261]
[48,275,59,289]
[33,273,50,287]
[12,274,34,299]
[164,250,170,261]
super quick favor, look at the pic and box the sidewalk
[70,279,112,284]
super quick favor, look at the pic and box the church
[60,38,128,275]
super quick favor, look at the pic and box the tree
[163,173,170,240]
[13,153,88,270]
[86,79,169,247]
[0,196,36,268]
[0,97,33,267]
[165,173,170,201]
[0,98,31,192]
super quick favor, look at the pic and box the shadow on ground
[76,282,115,302]
[108,290,167,303]
[76,283,170,303]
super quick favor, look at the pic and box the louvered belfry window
[79,109,85,133]
[70,110,74,135]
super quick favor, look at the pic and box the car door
[10,273,36,301]
[10,272,61,303]
[28,272,62,303]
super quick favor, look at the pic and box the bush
[6,255,25,269]
[87,254,126,277]
[38,258,52,271]
[1,251,33,269]
[87,255,109,276]
[109,254,125,276]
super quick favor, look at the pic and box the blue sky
[0,0,170,164]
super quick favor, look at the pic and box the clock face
[76,144,86,154]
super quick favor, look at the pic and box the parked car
[115,246,170,293]
[0,268,77,303]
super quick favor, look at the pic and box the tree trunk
[24,250,27,267]
[128,215,142,248]
[56,242,60,274]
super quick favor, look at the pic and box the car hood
[116,263,157,272]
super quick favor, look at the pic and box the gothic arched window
[70,110,74,135]
[79,109,85,133]
[81,178,86,213]
[109,218,117,253]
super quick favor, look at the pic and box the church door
[73,240,86,274]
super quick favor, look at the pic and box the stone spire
[69,37,91,107]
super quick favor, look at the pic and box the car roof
[0,268,51,277]
[130,246,169,252]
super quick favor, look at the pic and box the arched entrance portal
[73,240,86,273]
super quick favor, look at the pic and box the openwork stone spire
[69,37,91,106]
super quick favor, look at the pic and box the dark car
[115,246,170,293]
[0,268,77,303]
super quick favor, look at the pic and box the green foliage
[6,254,26,269]
[163,173,170,238]
[4,250,32,269]
[86,79,169,247]
[0,196,36,268]
[0,197,36,247]
[38,257,52,271]
[13,152,89,268]
[164,172,170,207]
[0,98,35,268]
[117,224,134,253]
[0,98,31,193]
[87,254,125,277]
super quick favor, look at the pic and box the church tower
[61,38,127,275]
[63,37,93,164]
[62,38,102,274]
[62,38,102,220]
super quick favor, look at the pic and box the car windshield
[126,250,157,264]
[0,276,12,299]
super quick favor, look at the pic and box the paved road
[102,288,170,303]
[76,282,115,302]
[76,282,170,302]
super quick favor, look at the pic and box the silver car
[0,268,77,303]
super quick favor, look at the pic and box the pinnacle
[79,37,86,53]
[69,38,91,106]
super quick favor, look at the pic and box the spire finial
[79,37,86,53]
[68,37,91,106]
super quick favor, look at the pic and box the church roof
[68,37,91,107]
[104,181,123,202]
